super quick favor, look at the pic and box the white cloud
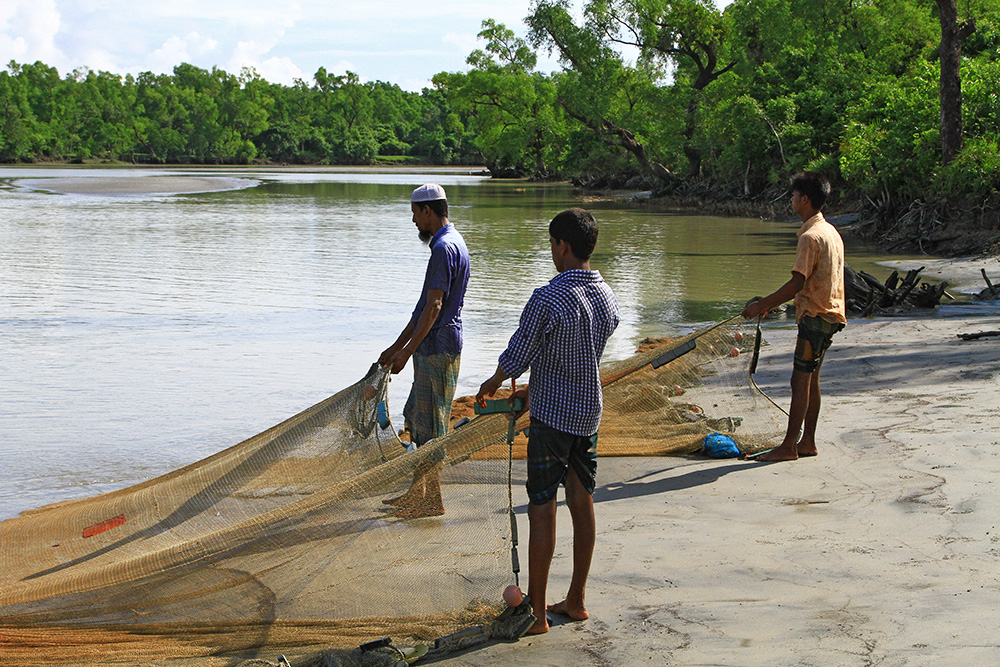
[255,56,306,85]
[0,0,65,66]
[74,47,117,74]
[400,76,436,92]
[328,60,359,77]
[228,39,313,85]
[0,34,27,62]
[187,32,219,57]
[0,0,562,89]
[0,5,16,28]
[146,0,302,26]
[221,4,303,83]
[149,32,218,74]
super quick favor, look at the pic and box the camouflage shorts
[794,315,844,373]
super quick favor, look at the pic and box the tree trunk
[936,0,975,165]
[560,99,676,187]
[678,45,734,178]
[682,98,702,178]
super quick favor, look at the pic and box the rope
[506,378,521,587]
[604,311,787,421]
[748,316,790,417]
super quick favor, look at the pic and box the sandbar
[14,175,259,196]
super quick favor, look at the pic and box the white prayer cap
[411,183,447,203]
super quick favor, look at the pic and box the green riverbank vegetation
[1,0,998,252]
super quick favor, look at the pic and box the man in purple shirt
[380,184,470,517]
[477,208,620,634]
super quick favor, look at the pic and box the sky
[0,0,569,91]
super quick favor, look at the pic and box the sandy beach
[433,263,1000,666]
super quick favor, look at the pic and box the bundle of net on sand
[457,316,783,460]
[0,317,784,666]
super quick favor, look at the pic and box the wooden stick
[981,269,998,296]
[958,330,1000,341]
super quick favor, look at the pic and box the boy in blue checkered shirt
[477,208,620,634]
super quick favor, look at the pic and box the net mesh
[0,317,784,666]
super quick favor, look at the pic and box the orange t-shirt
[792,213,846,324]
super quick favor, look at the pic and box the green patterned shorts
[403,353,461,447]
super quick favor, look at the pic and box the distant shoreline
[2,161,491,175]
[2,164,493,196]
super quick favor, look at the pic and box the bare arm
[476,366,510,403]
[379,321,415,366]
[381,288,445,374]
[476,365,529,416]
[742,271,805,319]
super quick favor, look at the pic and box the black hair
[417,198,448,219]
[790,171,831,210]
[549,208,598,261]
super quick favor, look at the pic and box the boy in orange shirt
[742,172,846,462]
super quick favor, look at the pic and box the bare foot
[525,618,549,634]
[382,493,419,507]
[391,504,444,518]
[796,441,818,457]
[547,599,588,621]
[753,444,799,462]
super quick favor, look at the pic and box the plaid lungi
[403,353,461,447]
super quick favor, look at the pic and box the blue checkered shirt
[498,269,620,436]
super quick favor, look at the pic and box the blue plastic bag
[703,433,740,458]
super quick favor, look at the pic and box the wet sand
[437,258,1000,666]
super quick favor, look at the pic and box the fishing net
[0,317,784,666]
[457,317,784,461]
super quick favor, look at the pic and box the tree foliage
[2,0,999,207]
[0,61,471,166]
[434,20,566,178]
[521,0,998,200]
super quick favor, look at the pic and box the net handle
[507,377,521,587]
[603,313,745,388]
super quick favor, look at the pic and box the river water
[0,166,921,520]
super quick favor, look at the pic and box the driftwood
[974,268,1000,301]
[958,330,1000,341]
[844,264,948,316]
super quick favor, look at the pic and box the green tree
[439,20,565,177]
[588,0,736,175]
[699,0,944,193]
[528,0,679,185]
[70,69,136,160]
[13,61,65,157]
[0,69,33,161]
[134,70,191,161]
